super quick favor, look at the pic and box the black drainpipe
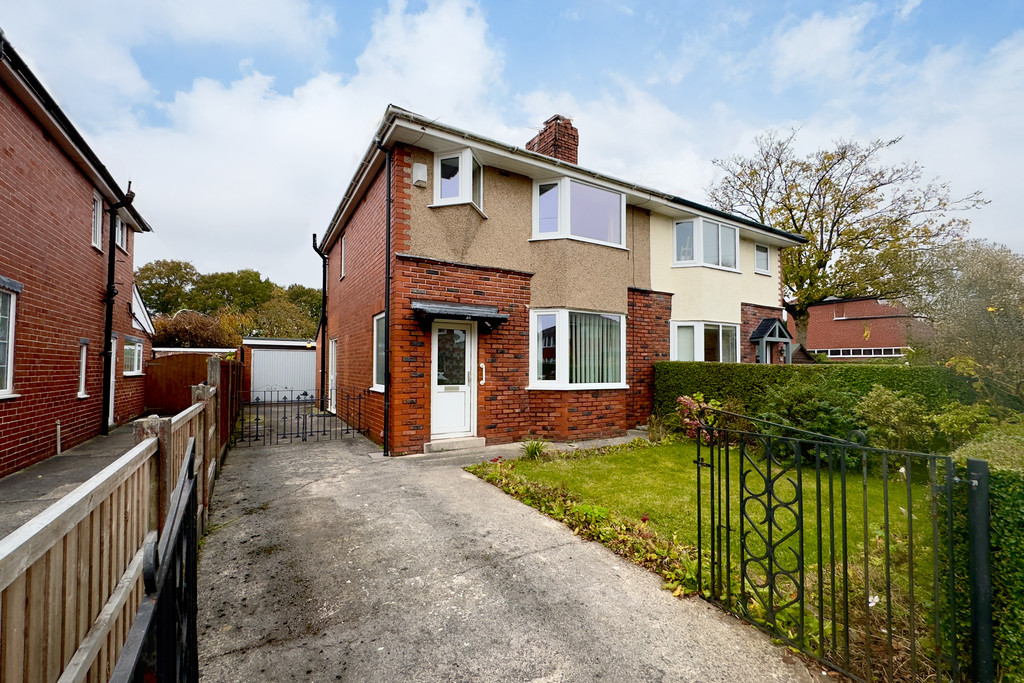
[375,140,392,457]
[100,185,134,436]
[313,234,328,412]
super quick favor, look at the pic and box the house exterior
[0,34,154,478]
[317,106,803,455]
[799,296,926,361]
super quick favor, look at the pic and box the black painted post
[966,457,993,683]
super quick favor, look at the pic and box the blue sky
[3,0,1022,287]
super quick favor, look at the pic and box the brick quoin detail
[0,79,147,478]
[740,302,788,365]
[627,288,672,426]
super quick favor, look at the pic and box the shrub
[854,385,931,451]
[756,372,862,441]
[520,439,548,460]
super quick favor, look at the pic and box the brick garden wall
[0,80,147,478]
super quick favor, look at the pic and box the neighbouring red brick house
[316,106,804,455]
[798,296,927,361]
[0,35,154,478]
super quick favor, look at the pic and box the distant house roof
[0,31,151,233]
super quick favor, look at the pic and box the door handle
[479,363,485,386]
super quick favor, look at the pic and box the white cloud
[897,0,922,20]
[770,5,877,88]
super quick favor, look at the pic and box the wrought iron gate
[695,410,989,682]
[232,389,368,447]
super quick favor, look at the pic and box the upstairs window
[674,218,739,270]
[755,244,770,274]
[433,149,483,212]
[92,192,103,249]
[532,178,625,248]
[115,215,128,251]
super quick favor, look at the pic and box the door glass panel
[436,328,466,386]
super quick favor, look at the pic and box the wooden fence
[0,371,231,682]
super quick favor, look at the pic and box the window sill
[427,201,488,219]
[0,393,22,401]
[528,235,628,252]
[671,263,741,274]
[91,244,104,254]
[124,372,144,378]
[754,269,771,276]
[526,383,629,391]
[369,385,384,394]
[78,393,90,399]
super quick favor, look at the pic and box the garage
[244,338,316,400]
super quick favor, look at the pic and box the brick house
[799,296,927,361]
[0,34,154,478]
[316,106,804,455]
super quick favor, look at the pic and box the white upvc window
[529,309,627,389]
[115,215,128,251]
[78,341,89,397]
[673,218,739,270]
[754,243,770,274]
[92,192,104,250]
[532,178,626,248]
[340,234,346,279]
[0,285,17,396]
[123,338,144,376]
[371,312,385,391]
[670,321,740,363]
[433,149,483,212]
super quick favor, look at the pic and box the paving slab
[0,426,138,540]
[198,436,819,682]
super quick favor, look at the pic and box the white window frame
[432,149,483,212]
[0,286,17,396]
[78,341,89,397]
[670,321,740,363]
[123,339,144,376]
[114,215,128,252]
[754,243,770,275]
[531,178,626,249]
[672,217,740,271]
[92,191,104,250]
[371,312,385,392]
[528,308,627,390]
[340,234,346,279]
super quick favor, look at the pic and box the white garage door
[251,348,316,400]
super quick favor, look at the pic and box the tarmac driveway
[198,436,817,682]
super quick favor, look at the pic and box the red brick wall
[803,299,914,350]
[525,115,579,164]
[0,80,146,478]
[740,302,788,364]
[627,288,672,426]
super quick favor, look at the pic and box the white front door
[430,321,476,438]
[108,336,117,425]
[328,338,337,413]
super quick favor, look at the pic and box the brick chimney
[526,115,579,164]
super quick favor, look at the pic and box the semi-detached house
[0,34,154,478]
[316,106,804,455]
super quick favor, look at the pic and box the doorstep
[422,436,486,454]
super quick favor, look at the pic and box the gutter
[312,234,328,412]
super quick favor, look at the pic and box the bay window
[530,309,625,388]
[673,218,739,269]
[433,149,483,212]
[532,178,625,248]
[671,322,739,363]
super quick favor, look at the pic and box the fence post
[134,416,172,531]
[966,457,994,683]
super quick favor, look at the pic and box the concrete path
[198,436,818,682]
[0,425,138,540]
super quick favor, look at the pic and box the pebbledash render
[316,106,805,455]
[0,35,155,478]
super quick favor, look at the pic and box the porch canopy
[750,317,793,364]
[410,299,509,332]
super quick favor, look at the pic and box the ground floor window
[530,309,625,388]
[78,341,89,397]
[123,338,144,376]
[0,284,18,395]
[372,312,385,391]
[671,321,739,363]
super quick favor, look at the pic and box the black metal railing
[694,409,991,683]
[232,389,368,447]
[111,438,199,683]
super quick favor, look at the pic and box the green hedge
[950,424,1024,680]
[652,362,977,417]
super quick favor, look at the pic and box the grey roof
[749,318,792,341]
[410,300,509,331]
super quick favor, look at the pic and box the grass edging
[464,439,701,598]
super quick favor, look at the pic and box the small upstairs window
[92,192,103,250]
[755,244,770,274]
[433,149,483,212]
[115,215,128,251]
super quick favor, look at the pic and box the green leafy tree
[188,269,275,315]
[152,310,241,348]
[135,259,199,315]
[910,240,1024,404]
[708,130,985,343]
[285,284,323,325]
[249,295,318,339]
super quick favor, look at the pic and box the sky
[3,0,1022,288]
